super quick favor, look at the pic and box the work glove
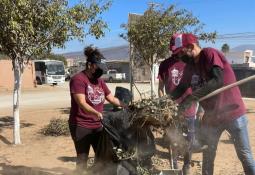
[178,95,198,112]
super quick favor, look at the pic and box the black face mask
[92,68,103,79]
[180,55,194,64]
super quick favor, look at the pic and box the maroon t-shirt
[158,57,196,117]
[197,48,246,125]
[69,71,111,129]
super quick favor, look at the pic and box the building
[63,45,160,83]
[0,59,36,90]
[231,50,255,97]
[106,60,130,81]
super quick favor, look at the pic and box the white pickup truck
[101,69,126,82]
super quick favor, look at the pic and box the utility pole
[128,13,142,102]
[148,2,160,9]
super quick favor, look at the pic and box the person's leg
[201,125,223,175]
[183,117,195,175]
[170,147,179,169]
[226,115,255,175]
[69,124,93,172]
[91,127,103,162]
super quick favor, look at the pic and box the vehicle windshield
[46,63,65,75]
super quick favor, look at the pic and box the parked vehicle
[34,60,65,85]
[65,68,71,81]
[101,69,126,82]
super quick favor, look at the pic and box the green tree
[0,0,111,144]
[221,43,230,55]
[121,3,216,98]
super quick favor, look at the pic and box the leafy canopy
[221,43,230,54]
[121,4,216,66]
[0,0,111,67]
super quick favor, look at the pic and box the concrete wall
[106,61,130,81]
[232,67,255,97]
[106,61,160,83]
[0,60,36,90]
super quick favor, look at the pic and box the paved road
[0,82,153,110]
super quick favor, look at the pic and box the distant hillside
[63,44,255,63]
[63,45,129,61]
[231,44,255,52]
[225,51,243,64]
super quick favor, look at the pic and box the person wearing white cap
[170,33,255,175]
[158,34,205,175]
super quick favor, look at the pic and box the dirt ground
[0,82,255,175]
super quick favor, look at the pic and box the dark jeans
[69,124,103,171]
[201,115,255,175]
[183,118,195,167]
[172,117,195,169]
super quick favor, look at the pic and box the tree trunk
[150,65,155,99]
[13,59,22,144]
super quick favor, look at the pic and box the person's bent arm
[158,78,165,98]
[73,93,102,120]
[191,66,224,100]
[178,66,224,110]
[106,93,127,108]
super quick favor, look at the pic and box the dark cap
[87,55,108,71]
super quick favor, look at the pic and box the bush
[41,118,70,136]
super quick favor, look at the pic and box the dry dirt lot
[0,82,255,175]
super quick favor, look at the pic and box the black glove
[179,95,198,112]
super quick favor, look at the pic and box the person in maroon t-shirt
[170,33,255,175]
[158,34,204,175]
[69,46,126,173]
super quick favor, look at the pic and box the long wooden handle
[199,74,255,101]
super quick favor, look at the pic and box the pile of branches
[127,96,179,128]
[101,97,188,174]
[106,96,181,160]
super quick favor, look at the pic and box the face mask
[92,68,103,79]
[180,55,193,64]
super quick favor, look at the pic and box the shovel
[199,74,255,101]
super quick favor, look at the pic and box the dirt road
[0,82,255,175]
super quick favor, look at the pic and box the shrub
[41,118,69,136]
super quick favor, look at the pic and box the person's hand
[120,102,128,109]
[179,95,197,112]
[96,112,103,121]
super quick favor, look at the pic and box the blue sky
[53,0,255,54]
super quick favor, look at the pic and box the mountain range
[62,44,255,62]
[63,45,129,61]
[231,44,255,52]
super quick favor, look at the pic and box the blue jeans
[201,115,255,175]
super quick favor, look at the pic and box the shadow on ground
[246,108,255,114]
[0,163,73,175]
[59,108,70,115]
[220,139,233,144]
[0,135,11,145]
[0,116,34,129]
[57,156,76,163]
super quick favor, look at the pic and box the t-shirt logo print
[171,68,183,86]
[87,85,105,105]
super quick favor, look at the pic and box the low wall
[0,60,36,90]
[233,67,255,98]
